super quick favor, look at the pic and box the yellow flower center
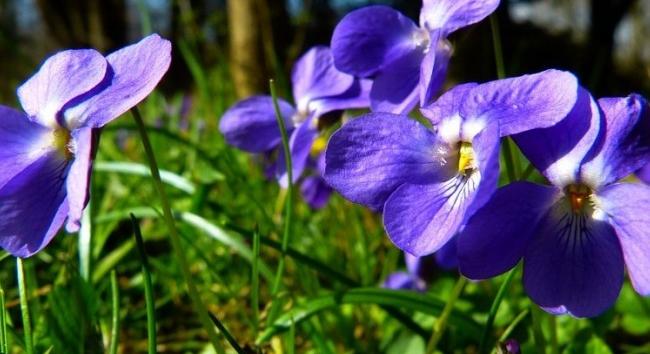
[310,136,327,157]
[52,128,73,160]
[458,142,476,176]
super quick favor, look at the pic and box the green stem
[531,306,547,354]
[520,163,535,181]
[549,314,558,354]
[16,258,33,354]
[490,15,506,79]
[251,226,261,336]
[479,267,517,354]
[109,271,120,354]
[426,276,468,353]
[132,215,157,354]
[131,107,225,354]
[0,285,6,354]
[267,79,294,324]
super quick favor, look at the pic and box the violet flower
[0,34,171,257]
[219,46,370,208]
[458,90,650,317]
[324,70,578,256]
[384,244,456,291]
[331,0,499,114]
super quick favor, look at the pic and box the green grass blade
[16,258,33,354]
[479,268,518,354]
[257,288,481,344]
[251,225,261,336]
[426,276,468,353]
[208,312,245,354]
[79,202,92,281]
[131,107,225,354]
[95,161,196,194]
[131,214,157,354]
[267,78,295,326]
[0,286,8,353]
[108,271,120,354]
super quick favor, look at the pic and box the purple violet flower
[219,46,370,208]
[331,0,499,114]
[324,70,578,256]
[383,246,456,291]
[0,34,171,257]
[458,90,650,317]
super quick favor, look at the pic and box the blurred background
[1,0,649,104]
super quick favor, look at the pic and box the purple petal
[324,113,451,211]
[419,32,451,107]
[300,175,333,209]
[0,106,53,189]
[435,237,458,270]
[597,183,650,295]
[405,253,438,280]
[219,96,296,153]
[637,164,650,184]
[383,272,423,291]
[420,83,478,125]
[331,6,421,78]
[65,128,95,232]
[292,46,354,112]
[580,94,650,188]
[383,122,500,256]
[310,79,372,116]
[514,87,601,187]
[420,0,500,34]
[458,182,559,280]
[277,115,318,187]
[64,34,172,129]
[369,48,422,114]
[17,49,108,128]
[0,152,69,257]
[523,201,624,317]
[461,69,579,137]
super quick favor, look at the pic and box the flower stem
[267,79,294,325]
[490,15,506,79]
[131,107,225,354]
[131,214,157,354]
[531,306,547,354]
[108,271,120,354]
[479,267,517,354]
[426,276,468,353]
[16,258,33,354]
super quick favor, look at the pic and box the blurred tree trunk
[227,0,268,98]
[34,0,127,51]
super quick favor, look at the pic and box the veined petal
[419,32,451,107]
[324,113,452,211]
[420,0,500,34]
[0,152,70,257]
[369,48,422,114]
[300,175,333,209]
[0,106,54,189]
[63,34,172,129]
[277,115,318,187]
[458,182,559,280]
[421,83,478,125]
[514,87,600,187]
[331,5,421,77]
[461,69,578,137]
[292,46,354,112]
[580,94,650,188]
[597,183,650,295]
[65,128,96,232]
[219,96,296,153]
[309,79,372,116]
[523,199,624,318]
[18,49,108,128]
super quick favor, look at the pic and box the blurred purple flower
[325,70,578,256]
[0,34,171,257]
[384,243,456,291]
[458,90,650,317]
[219,46,370,208]
[498,339,520,354]
[331,0,500,114]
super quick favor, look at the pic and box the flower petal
[277,115,318,187]
[0,106,54,189]
[580,94,650,188]
[420,0,500,34]
[461,69,579,137]
[300,175,333,209]
[219,96,296,153]
[523,200,624,317]
[310,79,372,116]
[419,32,451,107]
[63,34,172,129]
[17,49,108,128]
[405,253,439,281]
[292,46,354,112]
[420,83,478,125]
[458,182,559,280]
[0,152,69,257]
[597,183,650,295]
[369,48,422,114]
[331,5,420,77]
[435,237,458,270]
[383,272,422,291]
[324,113,451,211]
[383,122,499,256]
[637,164,650,184]
[65,128,96,232]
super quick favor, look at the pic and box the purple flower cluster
[0,34,171,257]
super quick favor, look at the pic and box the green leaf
[95,161,196,194]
